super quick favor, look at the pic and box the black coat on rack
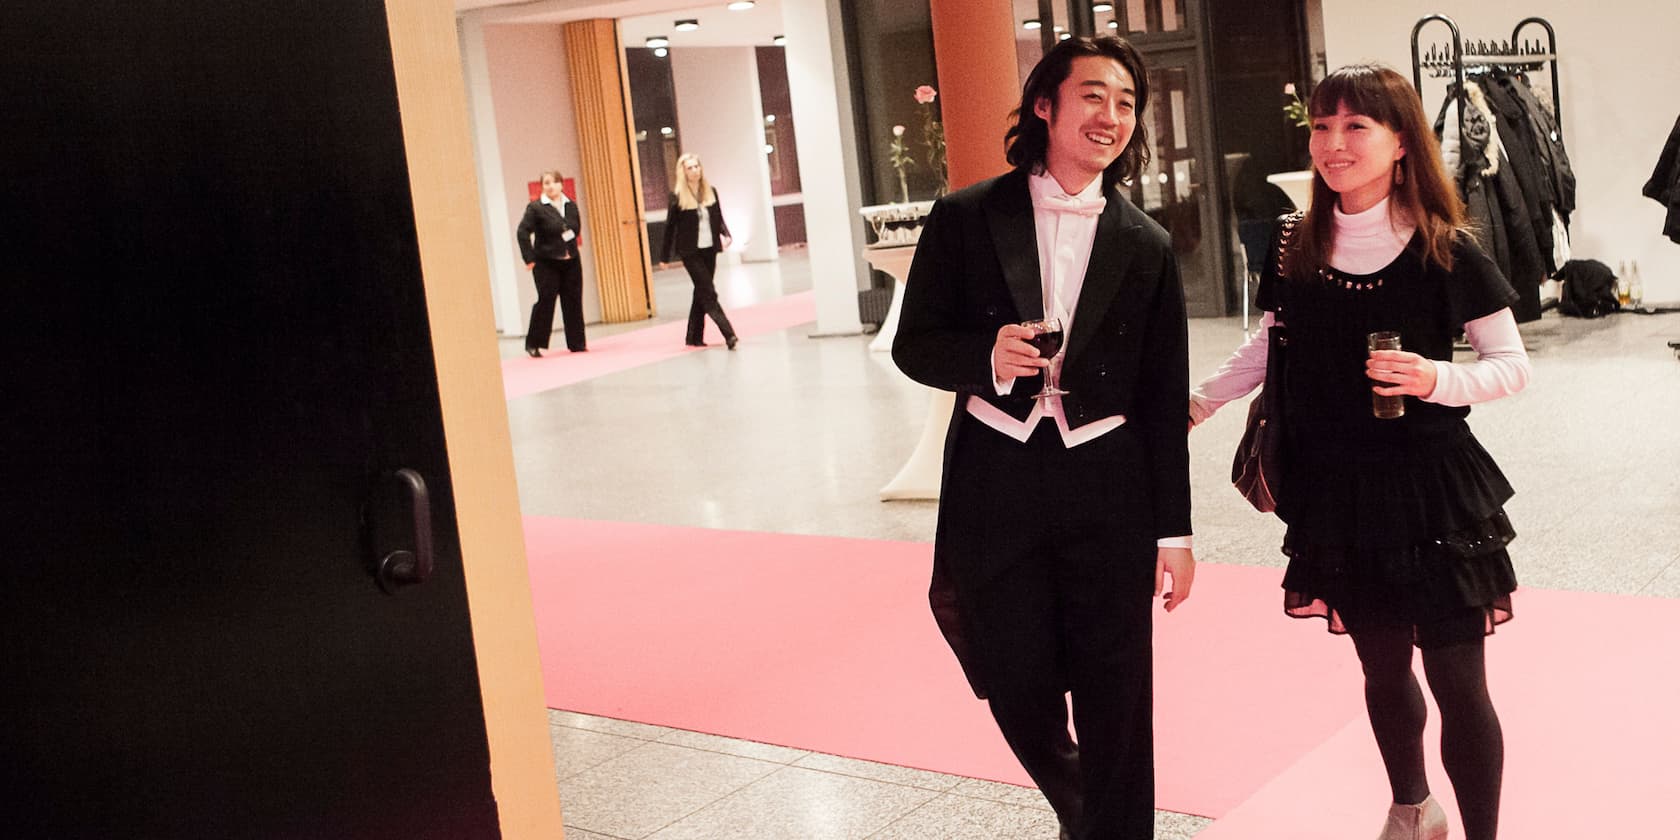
[1644,114,1680,244]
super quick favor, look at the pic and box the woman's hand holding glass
[1366,348,1438,398]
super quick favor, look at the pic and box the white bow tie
[1039,193,1106,217]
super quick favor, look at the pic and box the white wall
[477,21,603,330]
[669,47,780,263]
[1322,1,1680,301]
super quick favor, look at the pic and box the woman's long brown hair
[1288,65,1466,280]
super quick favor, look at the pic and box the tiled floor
[508,252,1680,838]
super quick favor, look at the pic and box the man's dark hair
[1004,35,1152,191]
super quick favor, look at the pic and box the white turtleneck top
[1189,197,1531,425]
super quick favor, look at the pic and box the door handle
[372,468,434,594]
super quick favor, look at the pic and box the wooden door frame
[386,2,565,836]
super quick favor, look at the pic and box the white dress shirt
[968,170,1192,549]
[695,197,714,249]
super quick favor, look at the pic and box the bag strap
[1266,211,1305,324]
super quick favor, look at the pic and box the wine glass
[1021,318,1067,399]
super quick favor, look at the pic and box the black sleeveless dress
[1256,224,1520,645]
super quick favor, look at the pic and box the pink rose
[1283,83,1297,95]
[892,124,905,137]
[914,85,937,104]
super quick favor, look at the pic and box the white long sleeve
[1189,311,1274,426]
[1424,307,1531,405]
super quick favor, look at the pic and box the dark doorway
[1,3,500,838]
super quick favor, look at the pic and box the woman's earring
[1393,160,1405,186]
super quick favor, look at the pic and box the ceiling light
[646,36,668,48]
[1059,33,1071,40]
[728,1,755,9]
[1093,2,1114,11]
[772,34,786,46]
[674,19,699,31]
[660,126,674,136]
[654,47,668,58]
[1052,25,1064,32]
[1022,19,1042,30]
[764,114,776,124]
[1107,20,1119,29]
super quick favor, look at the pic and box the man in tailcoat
[892,35,1195,840]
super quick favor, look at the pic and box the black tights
[1349,627,1503,840]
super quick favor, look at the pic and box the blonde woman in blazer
[659,154,739,350]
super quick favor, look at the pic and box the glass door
[1124,46,1227,316]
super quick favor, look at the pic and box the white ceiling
[621,1,786,49]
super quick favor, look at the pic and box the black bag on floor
[1555,258,1620,318]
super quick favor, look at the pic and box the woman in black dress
[516,169,586,356]
[659,154,739,350]
[1190,66,1532,840]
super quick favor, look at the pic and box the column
[456,11,523,335]
[880,0,1018,501]
[782,0,865,336]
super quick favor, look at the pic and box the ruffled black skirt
[1276,423,1518,644]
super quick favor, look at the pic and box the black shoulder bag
[1231,212,1301,513]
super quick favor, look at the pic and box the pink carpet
[1196,586,1680,838]
[525,517,1680,832]
[501,291,815,400]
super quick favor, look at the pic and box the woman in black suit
[659,154,739,349]
[516,169,586,356]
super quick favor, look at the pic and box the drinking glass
[1367,330,1405,419]
[1022,318,1067,400]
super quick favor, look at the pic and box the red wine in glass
[1022,318,1067,399]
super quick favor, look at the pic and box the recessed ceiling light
[1059,32,1071,40]
[1052,25,1064,32]
[646,36,669,48]
[1022,19,1042,30]
[1107,20,1119,29]
[772,34,786,46]
[1093,2,1114,11]
[728,1,755,10]
[654,47,668,58]
[674,19,699,31]
[764,114,776,124]
[660,126,674,136]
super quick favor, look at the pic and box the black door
[0,3,500,838]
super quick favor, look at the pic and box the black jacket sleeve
[1136,248,1192,539]
[890,198,999,394]
[515,202,539,264]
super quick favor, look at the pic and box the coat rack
[1410,14,1560,145]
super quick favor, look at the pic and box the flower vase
[897,171,909,205]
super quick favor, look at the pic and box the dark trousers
[529,257,586,351]
[680,248,735,345]
[940,419,1157,840]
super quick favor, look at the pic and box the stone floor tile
[550,709,676,741]
[559,742,781,839]
[550,724,647,781]
[869,792,1063,839]
[655,728,811,764]
[792,752,967,792]
[648,766,938,840]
